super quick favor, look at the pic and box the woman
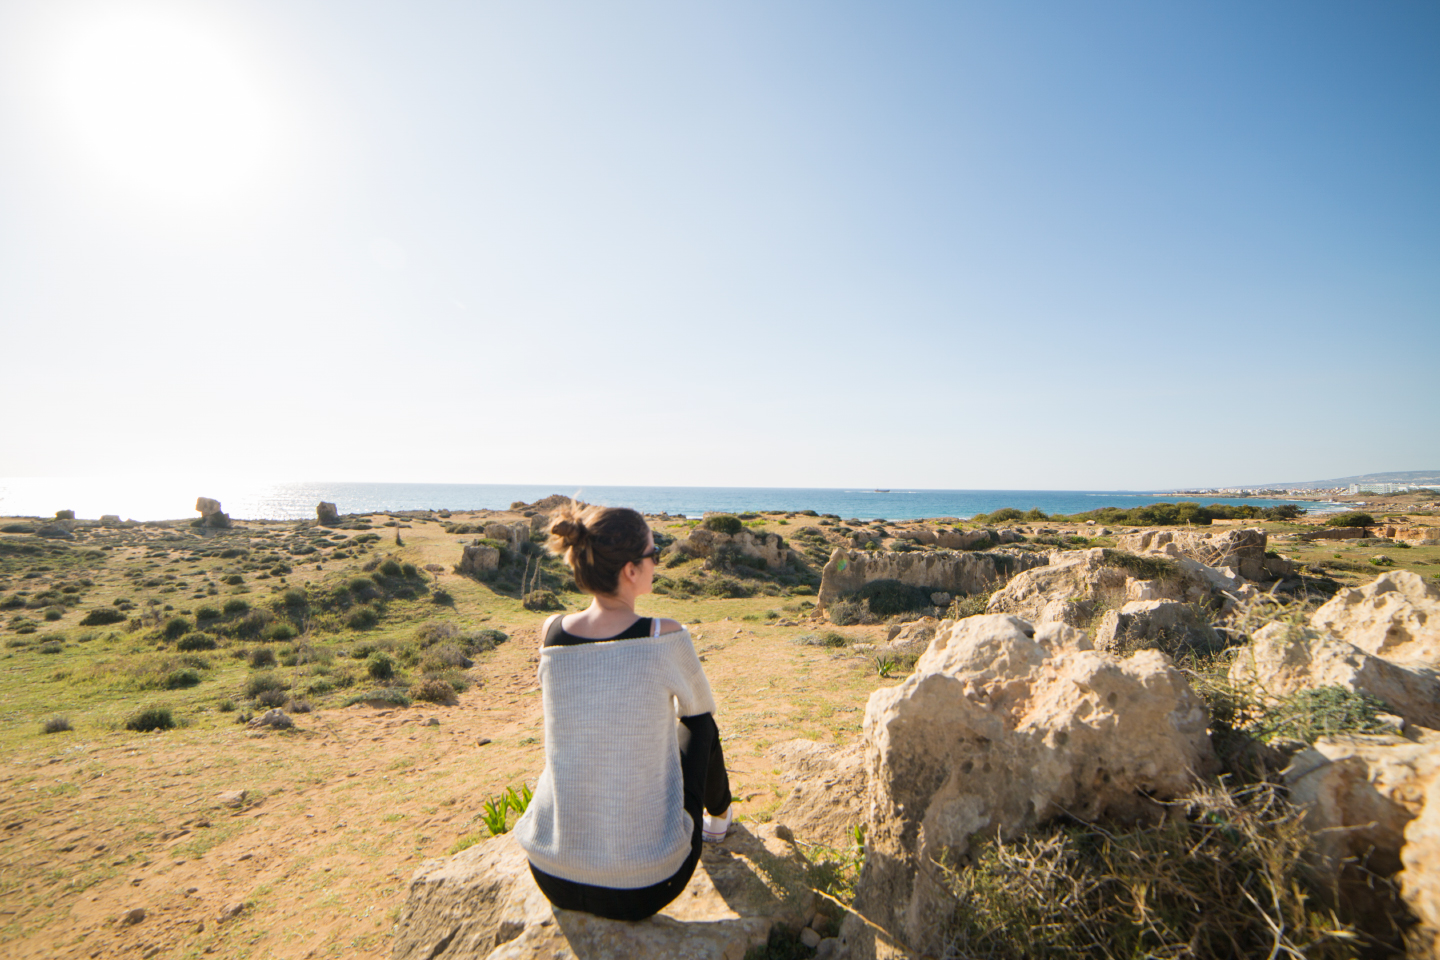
[512,503,733,922]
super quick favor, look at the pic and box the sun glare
[56,11,273,209]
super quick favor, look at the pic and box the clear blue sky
[2,1,1436,490]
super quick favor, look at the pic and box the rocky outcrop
[393,826,817,960]
[482,522,530,551]
[1116,527,1293,582]
[897,527,1021,549]
[194,497,231,529]
[675,527,792,570]
[1297,526,1369,541]
[885,617,940,651]
[316,502,340,525]
[1403,757,1440,958]
[985,548,1247,627]
[818,548,1046,612]
[457,543,500,575]
[1092,599,1221,655]
[771,740,867,848]
[1310,571,1440,668]
[1229,623,1440,728]
[844,614,1216,960]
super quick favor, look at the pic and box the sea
[0,477,1341,523]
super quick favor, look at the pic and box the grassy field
[2,506,1434,959]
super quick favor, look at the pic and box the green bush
[222,574,244,586]
[262,622,297,643]
[248,647,277,668]
[412,678,456,703]
[125,706,175,732]
[42,716,73,734]
[196,605,221,621]
[280,588,307,607]
[165,668,202,689]
[163,616,191,641]
[223,598,250,616]
[704,576,754,599]
[976,508,1025,524]
[176,634,217,651]
[255,688,287,708]
[704,515,744,536]
[347,606,379,630]
[79,608,126,627]
[523,590,563,611]
[43,607,63,621]
[1326,511,1374,528]
[379,559,403,577]
[401,562,419,579]
[828,597,874,626]
[244,671,285,698]
[855,579,932,617]
[367,651,396,681]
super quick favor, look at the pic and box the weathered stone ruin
[316,501,340,524]
[817,547,1047,612]
[194,496,231,529]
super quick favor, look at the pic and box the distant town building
[1347,483,1421,495]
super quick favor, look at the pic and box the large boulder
[458,543,500,575]
[196,496,222,517]
[484,522,531,551]
[1309,571,1440,668]
[1297,526,1369,541]
[818,548,1047,613]
[984,548,1247,627]
[195,497,230,529]
[676,527,792,571]
[1229,623,1440,728]
[316,501,340,525]
[844,614,1217,960]
[1117,527,1293,582]
[1092,599,1222,655]
[393,826,816,960]
[770,740,867,848]
[1403,757,1440,958]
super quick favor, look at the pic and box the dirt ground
[0,510,890,960]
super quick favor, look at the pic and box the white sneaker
[702,805,732,843]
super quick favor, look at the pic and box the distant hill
[1247,470,1440,490]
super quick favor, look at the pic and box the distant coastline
[0,478,1337,523]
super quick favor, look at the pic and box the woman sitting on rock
[513,504,733,921]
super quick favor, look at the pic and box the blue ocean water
[0,478,1338,522]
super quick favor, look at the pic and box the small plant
[411,678,456,703]
[163,616,191,640]
[262,622,297,642]
[379,559,403,577]
[244,671,285,698]
[79,608,126,627]
[165,668,202,689]
[41,716,73,734]
[431,588,453,605]
[874,655,899,678]
[216,699,237,712]
[704,514,744,536]
[522,589,563,611]
[223,598,250,616]
[347,606,380,630]
[125,706,175,732]
[177,634,217,651]
[196,605,221,621]
[255,688,287,708]
[480,795,510,835]
[367,651,396,681]
[793,631,849,648]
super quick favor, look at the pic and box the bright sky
[1,1,1436,491]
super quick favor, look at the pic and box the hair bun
[550,517,587,547]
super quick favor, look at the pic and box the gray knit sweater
[513,627,717,888]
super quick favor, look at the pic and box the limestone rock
[1297,526,1369,541]
[483,522,531,551]
[458,544,500,575]
[196,497,222,517]
[846,614,1216,960]
[317,502,340,525]
[1117,527,1292,582]
[1309,571,1440,668]
[246,709,293,730]
[1229,623,1440,728]
[1403,760,1440,957]
[818,548,1047,613]
[1092,600,1221,655]
[770,739,867,847]
[886,617,939,651]
[985,548,1228,626]
[393,825,815,960]
[677,527,792,571]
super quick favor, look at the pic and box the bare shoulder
[540,613,564,638]
[655,617,684,636]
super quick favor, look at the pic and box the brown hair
[546,504,652,596]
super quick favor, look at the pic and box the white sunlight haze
[0,1,1436,491]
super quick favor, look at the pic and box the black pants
[529,713,732,922]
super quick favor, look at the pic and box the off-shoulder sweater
[512,626,717,888]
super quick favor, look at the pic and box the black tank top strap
[545,616,654,647]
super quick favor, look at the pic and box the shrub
[828,597,875,626]
[262,622,297,643]
[43,607,63,621]
[233,609,274,639]
[255,688,287,708]
[704,514,743,536]
[343,687,410,708]
[280,588,307,607]
[793,631,849,648]
[347,606,379,630]
[222,598,250,616]
[412,678,456,703]
[42,716,72,734]
[79,608,126,627]
[216,699,237,712]
[854,579,932,617]
[125,706,175,732]
[401,562,419,578]
[1326,511,1374,528]
[176,634,217,651]
[367,651,396,681]
[37,640,64,654]
[462,628,509,653]
[705,576,754,599]
[976,507,1025,524]
[244,671,285,698]
[195,605,221,622]
[222,574,244,586]
[248,647,277,668]
[163,616,191,641]
[379,559,403,577]
[431,588,453,605]
[348,577,380,601]
[1252,686,1391,743]
[523,590,563,611]
[165,668,201,689]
